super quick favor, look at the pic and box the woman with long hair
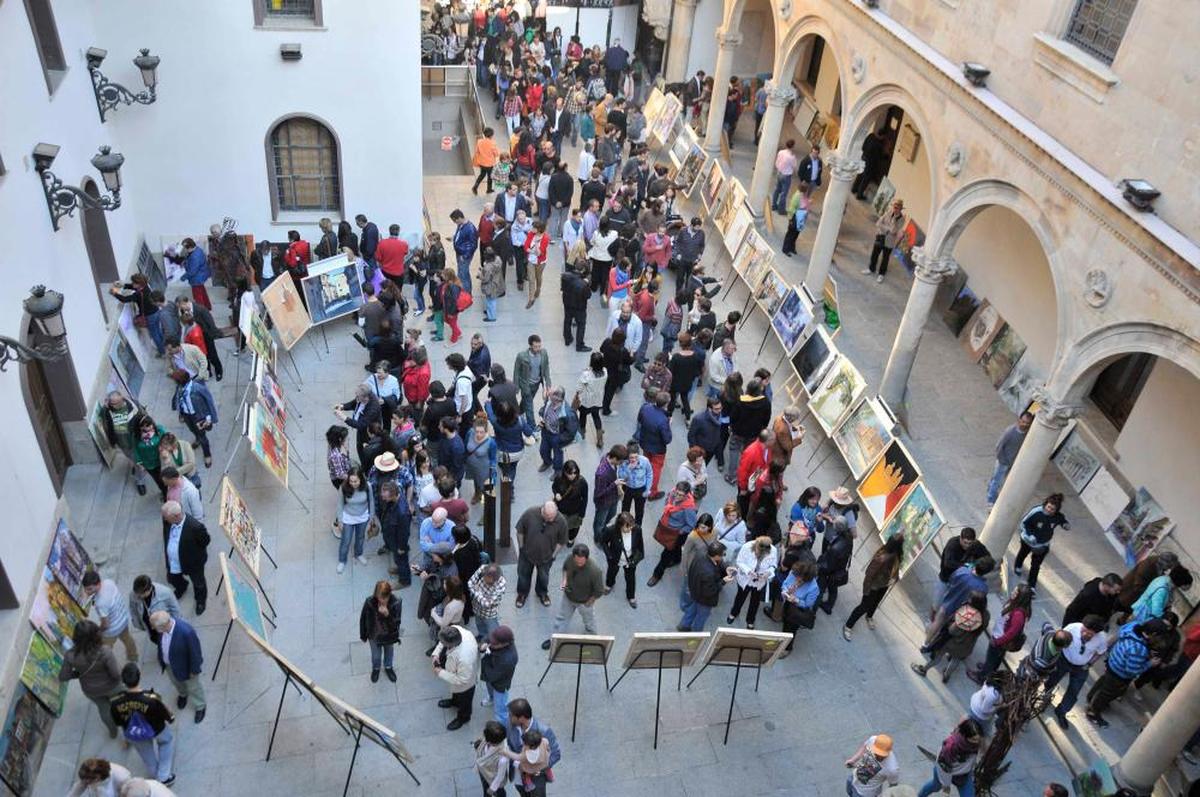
[843,534,902,640]
[359,580,402,683]
[58,620,123,738]
[575,351,607,448]
[599,329,633,414]
[968,583,1033,681]
[552,460,589,544]
[335,467,375,573]
[601,511,645,608]
[440,268,465,344]
[789,486,822,532]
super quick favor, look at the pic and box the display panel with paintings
[701,160,725,211]
[712,179,747,236]
[247,403,289,487]
[997,352,1042,415]
[979,325,1027,388]
[808,357,867,434]
[650,93,682,144]
[302,256,365,325]
[239,308,277,371]
[28,568,86,655]
[1050,425,1102,494]
[770,287,813,354]
[20,633,66,716]
[1105,487,1174,567]
[46,520,93,607]
[960,300,1003,363]
[668,125,694,168]
[678,142,707,197]
[219,477,263,576]
[723,206,754,257]
[253,356,287,428]
[754,270,789,318]
[0,686,54,797]
[857,440,921,526]
[108,324,145,399]
[878,483,946,578]
[642,88,665,129]
[261,274,311,350]
[830,397,896,479]
[790,326,838,395]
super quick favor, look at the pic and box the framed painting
[246,403,289,487]
[642,88,665,129]
[546,634,616,665]
[857,439,922,526]
[731,230,761,277]
[621,632,710,669]
[896,122,921,163]
[979,325,1027,388]
[741,237,775,291]
[808,357,867,434]
[879,483,946,578]
[219,553,268,643]
[20,632,66,716]
[28,568,86,655]
[313,685,416,765]
[253,356,287,428]
[239,308,277,372]
[219,477,263,576]
[1105,487,1174,567]
[941,280,980,337]
[831,397,896,479]
[870,178,896,218]
[701,160,725,211]
[679,144,708,197]
[668,124,694,168]
[791,326,838,396]
[46,520,93,607]
[135,239,168,295]
[261,274,311,350]
[771,288,813,354]
[302,259,366,325]
[755,270,789,318]
[713,179,747,236]
[1079,466,1128,530]
[1051,424,1102,494]
[960,300,1004,363]
[724,206,754,257]
[997,352,1042,415]
[0,687,54,797]
[701,628,792,669]
[108,326,145,399]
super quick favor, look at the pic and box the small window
[23,0,67,94]
[804,38,825,87]
[254,0,322,26]
[1090,352,1154,430]
[1064,0,1136,65]
[268,117,341,216]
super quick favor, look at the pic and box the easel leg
[724,648,746,745]
[211,619,234,682]
[319,325,330,355]
[738,292,755,322]
[756,326,771,357]
[685,658,712,689]
[207,436,246,506]
[536,659,554,688]
[653,650,664,750]
[807,447,837,479]
[571,651,583,742]
[284,350,305,389]
[265,672,293,761]
[260,541,280,570]
[608,665,633,693]
[285,483,310,513]
[602,660,610,691]
[253,571,278,618]
[342,725,364,797]
[286,451,310,481]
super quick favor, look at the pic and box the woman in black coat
[599,329,634,414]
[359,580,402,682]
[600,511,645,608]
[816,517,854,614]
[552,460,590,543]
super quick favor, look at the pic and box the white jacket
[734,543,777,591]
[576,367,608,407]
[707,348,736,390]
[434,625,479,693]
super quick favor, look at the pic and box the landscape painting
[755,270,789,318]
[20,633,66,717]
[0,687,54,797]
[831,398,895,479]
[960,300,1004,363]
[679,144,707,196]
[771,288,813,353]
[247,403,289,487]
[879,483,946,578]
[858,440,922,526]
[28,568,86,654]
[46,520,93,607]
[791,326,838,395]
[1105,487,1174,567]
[261,274,311,350]
[724,206,754,257]
[941,279,980,336]
[108,327,145,399]
[979,325,1027,387]
[302,262,365,325]
[809,357,866,434]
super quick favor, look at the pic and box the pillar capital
[830,156,865,182]
[1030,386,1082,429]
[912,248,959,284]
[716,28,743,49]
[764,80,797,108]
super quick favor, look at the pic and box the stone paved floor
[37,105,1160,796]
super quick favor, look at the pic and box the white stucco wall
[882,119,932,231]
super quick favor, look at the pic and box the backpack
[952,604,983,633]
[854,751,883,785]
[124,710,156,742]
[456,289,474,312]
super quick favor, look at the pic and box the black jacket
[421,397,458,440]
[729,395,772,439]
[687,410,723,454]
[548,171,575,208]
[314,230,340,260]
[688,556,725,607]
[561,271,591,311]
[600,523,645,567]
[340,396,382,440]
[480,643,518,691]
[377,498,411,548]
[937,537,990,583]
[162,516,210,574]
[668,350,704,392]
[360,222,380,261]
[358,595,402,645]
[817,531,852,577]
[580,179,607,210]
[453,538,484,589]
[551,473,589,517]
[674,228,705,264]
[797,155,823,186]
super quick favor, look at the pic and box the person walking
[334,467,375,574]
[916,719,984,797]
[913,591,989,683]
[726,536,777,629]
[599,329,634,415]
[515,501,568,608]
[844,734,900,797]
[377,479,413,585]
[770,140,798,214]
[574,353,607,448]
[540,543,604,649]
[678,541,731,632]
[169,370,218,468]
[433,625,479,731]
[359,580,402,683]
[451,209,480,294]
[600,511,644,608]
[617,441,652,526]
[82,571,138,663]
[149,611,206,723]
[479,625,519,727]
[159,501,210,615]
[551,461,589,545]
[843,535,901,640]
[967,584,1032,682]
[523,219,551,308]
[592,444,626,542]
[480,247,504,322]
[1013,493,1069,592]
[109,663,176,786]
[561,261,592,351]
[816,518,854,614]
[924,555,995,648]
[514,335,551,429]
[472,127,501,195]
[986,411,1032,505]
[647,482,699,586]
[1085,618,1169,727]
[58,620,123,739]
[862,199,907,284]
[1044,614,1108,730]
[127,575,181,647]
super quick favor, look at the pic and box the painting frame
[219,553,268,644]
[979,325,1027,388]
[701,160,725,211]
[1050,424,1102,494]
[46,520,93,608]
[699,627,792,669]
[1079,466,1128,530]
[808,357,867,435]
[239,307,277,372]
[20,632,67,717]
[857,439,922,526]
[870,177,896,218]
[253,355,287,429]
[620,632,711,670]
[723,206,755,257]
[771,287,813,354]
[831,397,897,479]
[960,300,1004,363]
[261,274,311,350]
[219,477,263,577]
[879,483,946,578]
[545,633,616,666]
[108,323,145,399]
[790,326,838,396]
[246,403,289,488]
[679,144,708,197]
[29,567,87,655]
[301,258,366,326]
[0,686,55,797]
[1105,487,1174,568]
[997,352,1043,415]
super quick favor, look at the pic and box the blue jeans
[602,163,617,183]
[457,254,473,295]
[678,582,691,612]
[1044,659,1090,715]
[369,639,395,670]
[986,460,1010,503]
[918,765,974,797]
[338,521,366,563]
[592,501,618,542]
[519,389,537,428]
[485,296,498,320]
[131,724,175,782]
[680,596,712,631]
[411,278,427,312]
[144,310,166,355]
[539,435,564,473]
[771,172,792,213]
[475,614,499,639]
[487,683,510,727]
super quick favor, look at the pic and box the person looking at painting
[1012,493,1069,593]
[861,199,906,285]
[986,411,1032,506]
[160,501,211,615]
[335,384,383,466]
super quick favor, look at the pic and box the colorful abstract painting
[254,356,287,428]
[28,568,86,654]
[247,403,289,487]
[857,440,921,526]
[219,477,263,576]
[1105,487,1174,567]
[239,308,277,372]
[0,686,54,797]
[20,633,66,716]
[46,520,93,607]
[261,274,311,350]
[879,483,945,578]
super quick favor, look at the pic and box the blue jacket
[635,403,672,455]
[173,380,219,425]
[485,405,534,453]
[158,617,203,682]
[453,221,480,260]
[360,222,380,261]
[183,248,210,286]
[507,717,561,769]
[687,410,722,454]
[940,565,988,615]
[1108,621,1153,680]
[467,345,492,384]
[438,434,467,482]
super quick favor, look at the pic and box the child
[503,727,553,789]
[492,152,513,193]
[473,720,509,796]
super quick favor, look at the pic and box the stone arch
[1051,321,1200,403]
[80,177,119,323]
[773,14,849,105]
[928,178,1069,364]
[841,82,940,214]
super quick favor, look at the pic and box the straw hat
[374,452,400,472]
[829,486,853,505]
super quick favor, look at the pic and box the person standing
[313,217,339,260]
[515,501,568,608]
[282,231,312,304]
[162,468,202,522]
[335,385,383,467]
[127,575,181,647]
[987,412,1032,505]
[540,543,604,649]
[359,580,402,683]
[536,386,578,477]
[377,479,412,584]
[334,467,375,574]
[815,519,854,614]
[574,353,607,448]
[797,145,823,189]
[376,224,410,294]
[1085,618,1168,727]
[679,541,731,631]
[647,483,699,586]
[932,526,989,611]
[480,247,504,322]
[1044,615,1108,729]
[616,442,652,525]
[1130,564,1193,622]
[432,625,479,731]
[180,238,212,310]
[473,720,511,797]
[472,127,501,195]
[916,719,984,797]
[1062,572,1122,627]
[1013,493,1069,591]
[592,444,626,542]
[635,391,672,500]
[469,564,507,639]
[852,128,885,199]
[149,611,206,723]
[561,261,592,352]
[843,535,902,640]
[771,140,798,214]
[479,625,519,727]
[514,335,551,429]
[600,511,644,608]
[159,501,210,615]
[82,571,138,663]
[687,396,725,469]
[452,209,480,294]
[523,220,551,309]
[780,560,820,654]
[844,734,900,797]
[547,161,574,243]
[967,584,1032,681]
[726,536,777,629]
[862,199,906,284]
[356,214,380,278]
[109,663,176,785]
[506,700,562,796]
[58,620,123,739]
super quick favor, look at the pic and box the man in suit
[560,262,591,351]
[493,183,530,225]
[548,96,572,153]
[149,611,206,723]
[513,335,552,428]
[335,385,383,465]
[160,500,210,615]
[798,145,824,188]
[355,214,380,279]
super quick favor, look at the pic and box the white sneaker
[875,275,884,284]
[860,268,872,275]
[355,555,369,566]
[336,562,346,574]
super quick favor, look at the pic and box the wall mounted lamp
[86,47,160,123]
[0,286,69,372]
[32,143,125,231]
[1119,179,1160,212]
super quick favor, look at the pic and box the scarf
[543,398,564,434]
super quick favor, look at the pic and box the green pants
[433,310,444,338]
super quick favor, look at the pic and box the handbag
[571,392,582,412]
[653,518,678,550]
[784,601,816,630]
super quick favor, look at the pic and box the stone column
[746,82,797,219]
[880,249,958,409]
[1114,657,1200,794]
[978,391,1080,557]
[703,28,743,154]
[664,0,700,84]
[803,155,864,296]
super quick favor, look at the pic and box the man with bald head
[160,501,211,615]
[514,501,568,608]
[419,507,454,569]
[150,611,206,723]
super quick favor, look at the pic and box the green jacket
[513,349,551,393]
[134,424,166,469]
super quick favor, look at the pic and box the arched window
[267,116,341,217]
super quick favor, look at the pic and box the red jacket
[403,360,431,404]
[632,288,656,323]
[479,214,496,247]
[524,231,550,265]
[182,324,207,355]
[284,240,311,275]
[736,440,770,491]
[377,237,409,277]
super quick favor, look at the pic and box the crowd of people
[63,3,1198,795]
